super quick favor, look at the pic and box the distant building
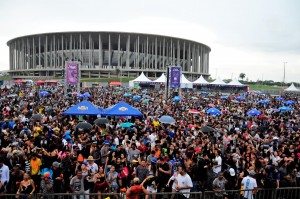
[7,31,211,80]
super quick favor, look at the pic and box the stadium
[7,31,211,80]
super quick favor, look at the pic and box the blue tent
[102,101,143,117]
[63,100,102,115]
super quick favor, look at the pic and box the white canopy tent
[129,72,152,87]
[227,79,245,87]
[284,83,300,92]
[210,77,227,86]
[193,75,209,85]
[181,74,193,88]
[152,73,166,84]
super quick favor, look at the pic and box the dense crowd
[0,84,300,199]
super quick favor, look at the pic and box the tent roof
[284,83,300,92]
[181,74,192,84]
[153,73,166,83]
[227,79,245,86]
[62,100,102,115]
[102,101,143,116]
[210,77,226,85]
[131,72,152,83]
[193,75,209,84]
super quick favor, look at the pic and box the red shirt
[127,185,143,199]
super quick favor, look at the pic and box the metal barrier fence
[1,188,300,199]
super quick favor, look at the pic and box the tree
[115,68,120,77]
[239,73,246,80]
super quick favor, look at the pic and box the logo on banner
[119,107,128,111]
[78,106,88,111]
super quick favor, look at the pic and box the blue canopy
[63,100,102,115]
[102,101,143,117]
[246,109,261,116]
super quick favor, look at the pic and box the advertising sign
[65,62,79,85]
[170,66,181,88]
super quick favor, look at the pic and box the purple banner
[66,62,79,85]
[170,66,181,88]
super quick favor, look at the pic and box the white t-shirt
[213,156,222,174]
[241,176,257,199]
[177,173,193,198]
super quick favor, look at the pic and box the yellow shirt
[30,158,42,175]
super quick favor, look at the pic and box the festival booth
[62,100,103,115]
[193,75,210,90]
[227,79,247,92]
[151,73,166,89]
[128,72,152,88]
[209,77,227,92]
[102,101,143,117]
[180,74,193,89]
[284,83,300,93]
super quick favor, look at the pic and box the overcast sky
[0,0,299,82]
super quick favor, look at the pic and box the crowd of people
[0,83,300,199]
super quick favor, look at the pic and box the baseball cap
[229,168,235,176]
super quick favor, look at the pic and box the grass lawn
[249,84,284,90]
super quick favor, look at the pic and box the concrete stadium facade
[7,31,211,80]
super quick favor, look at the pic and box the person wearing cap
[86,156,98,194]
[126,177,150,199]
[241,170,258,199]
[100,140,110,166]
[40,172,54,195]
[52,161,63,195]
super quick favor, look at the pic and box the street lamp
[283,61,287,83]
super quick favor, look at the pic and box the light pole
[283,61,287,83]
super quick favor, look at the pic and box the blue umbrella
[123,93,132,97]
[276,97,284,101]
[172,96,182,101]
[236,96,245,101]
[206,108,222,115]
[120,122,134,128]
[220,96,228,99]
[258,99,269,104]
[40,91,50,97]
[201,91,208,95]
[133,95,141,100]
[284,100,294,105]
[77,93,84,98]
[278,106,292,112]
[142,99,150,103]
[246,109,261,116]
[83,92,91,98]
[159,115,176,124]
[142,90,148,94]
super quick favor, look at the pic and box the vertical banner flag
[66,62,79,85]
[170,66,181,88]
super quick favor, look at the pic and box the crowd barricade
[1,188,300,199]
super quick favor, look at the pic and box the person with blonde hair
[126,177,150,199]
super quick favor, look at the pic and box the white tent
[181,74,193,88]
[227,79,245,87]
[152,73,166,84]
[284,83,300,92]
[129,72,152,87]
[193,75,209,85]
[210,77,227,85]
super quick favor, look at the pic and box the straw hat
[87,156,94,161]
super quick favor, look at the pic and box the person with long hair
[94,166,108,199]
[16,173,35,199]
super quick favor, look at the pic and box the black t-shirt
[158,162,170,183]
